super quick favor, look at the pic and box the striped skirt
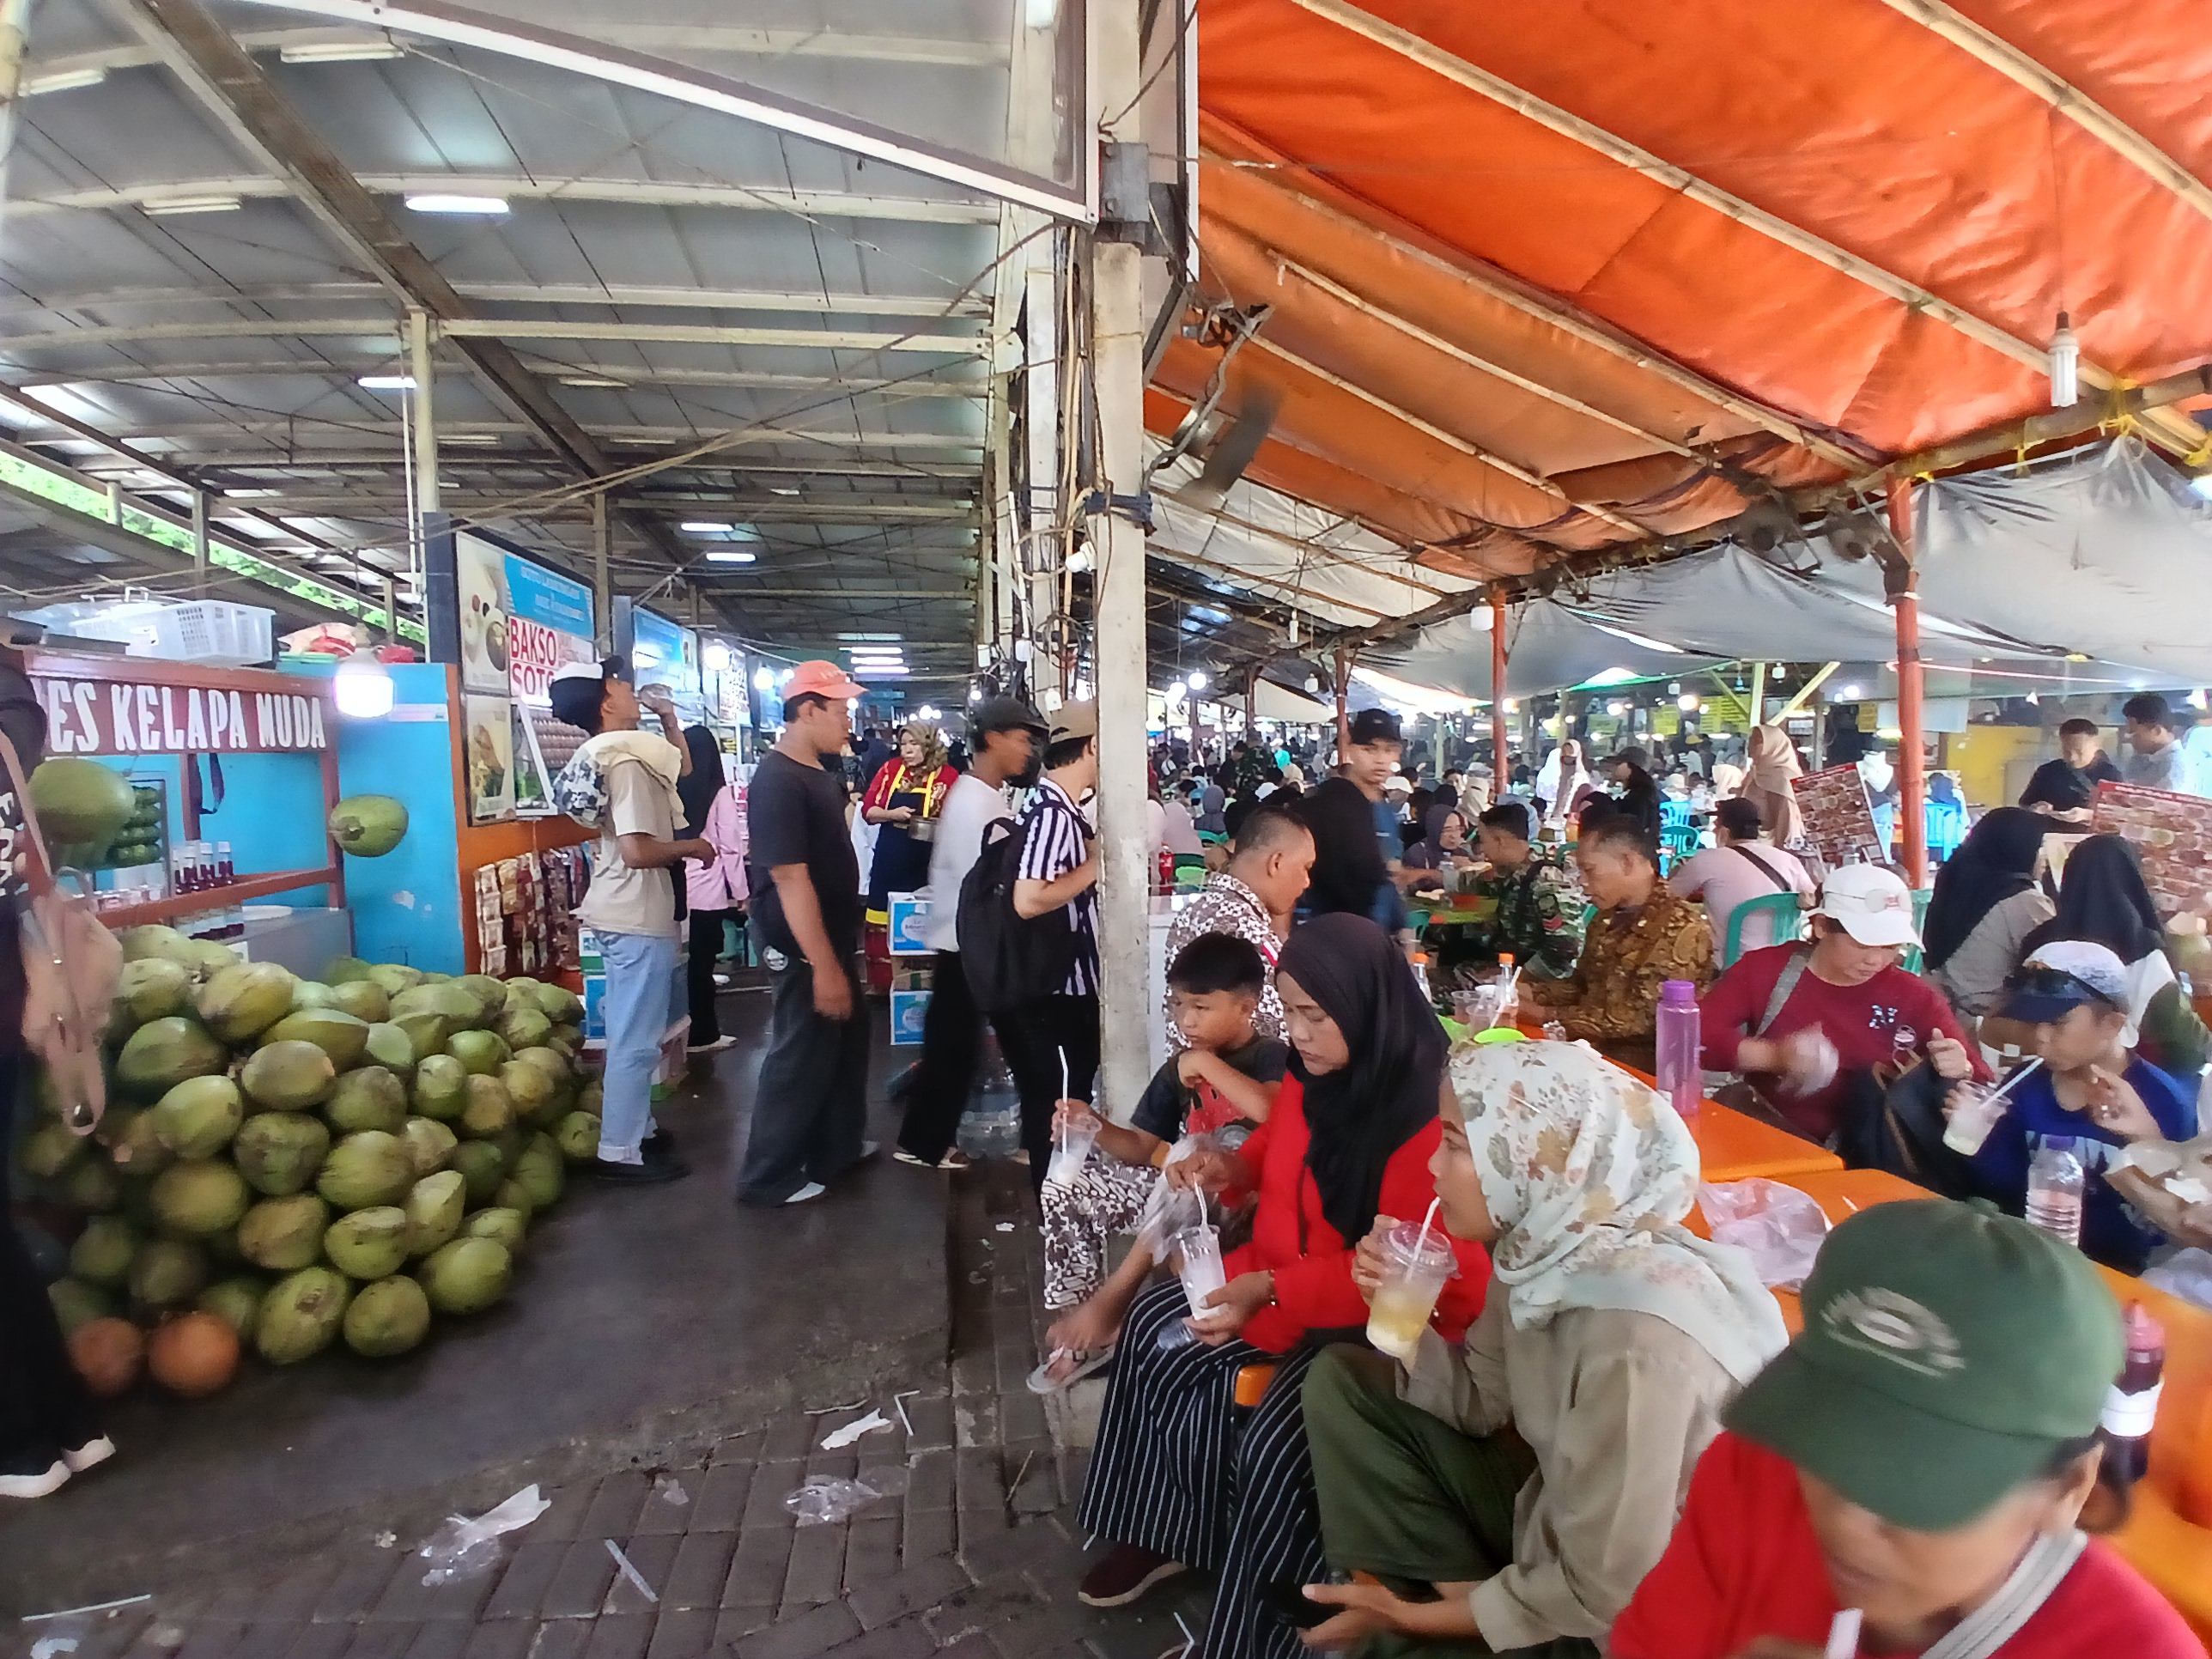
[1076,1279,1329,1659]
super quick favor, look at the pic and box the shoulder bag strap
[1920,1531,2086,1659]
[1733,843,1796,895]
[1753,945,1814,1039]
[0,726,58,899]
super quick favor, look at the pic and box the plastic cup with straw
[1047,1046,1097,1185]
[1942,1056,2045,1157]
[1365,1197,1455,1362]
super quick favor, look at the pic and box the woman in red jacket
[1073,914,1490,1659]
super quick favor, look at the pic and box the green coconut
[115,1017,228,1099]
[499,1060,557,1127]
[235,1194,329,1272]
[459,1073,514,1139]
[500,976,546,1011]
[403,1170,466,1257]
[447,1030,510,1078]
[458,975,510,1018]
[411,1054,468,1121]
[196,1276,267,1342]
[400,1116,458,1177]
[70,1215,139,1287]
[575,1080,603,1119]
[119,923,193,963]
[366,962,426,998]
[150,1159,249,1238]
[448,1140,506,1204]
[62,1154,122,1213]
[362,1020,417,1079]
[149,1075,244,1159]
[232,1111,330,1196]
[49,1277,111,1335]
[29,757,134,848]
[112,957,192,1033]
[492,1178,535,1219]
[240,1040,337,1113]
[324,1066,408,1135]
[130,1237,207,1308]
[178,939,241,980]
[536,986,584,1024]
[100,1107,173,1176]
[256,1266,351,1364]
[322,1206,407,1279]
[20,1120,84,1182]
[391,983,480,1029]
[417,1237,511,1315]
[512,1133,566,1211]
[459,1207,526,1252]
[327,979,390,1025]
[513,1044,570,1084]
[289,981,338,1010]
[317,1131,414,1212]
[553,1110,601,1164]
[392,1012,453,1062]
[496,1006,553,1052]
[343,1275,431,1357]
[328,794,409,858]
[260,1007,370,1070]
[195,961,299,1042]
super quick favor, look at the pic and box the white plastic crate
[31,595,274,666]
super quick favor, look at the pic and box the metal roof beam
[1286,0,2209,463]
[19,175,1002,225]
[13,362,987,398]
[25,418,984,451]
[0,281,993,320]
[221,0,1090,222]
[0,316,985,353]
[1872,0,2212,227]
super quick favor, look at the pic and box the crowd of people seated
[1022,714,2212,1659]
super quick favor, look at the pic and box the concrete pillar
[1089,0,1150,1119]
[592,493,612,652]
[408,310,439,517]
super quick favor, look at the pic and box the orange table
[1695,1165,2212,1640]
[1689,1103,1844,1182]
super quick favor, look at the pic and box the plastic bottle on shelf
[1655,979,1703,1121]
[2024,1136,2086,1248]
[216,841,242,939]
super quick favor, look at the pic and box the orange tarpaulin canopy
[1164,0,2212,582]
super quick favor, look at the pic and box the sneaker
[641,1128,678,1157]
[782,1182,828,1206]
[0,1454,69,1500]
[592,1154,690,1186]
[60,1437,114,1475]
[686,1036,738,1055]
[1077,1543,1185,1608]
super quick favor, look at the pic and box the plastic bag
[417,1485,550,1586]
[1133,1169,1208,1259]
[2144,1248,2212,1311]
[784,1475,885,1526]
[1698,1179,1831,1291]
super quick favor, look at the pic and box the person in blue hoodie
[1951,939,2196,1272]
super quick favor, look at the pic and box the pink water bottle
[1656,979,1702,1121]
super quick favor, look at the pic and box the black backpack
[957,814,1077,1012]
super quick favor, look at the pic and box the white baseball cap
[1812,863,1921,948]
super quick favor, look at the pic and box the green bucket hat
[1724,1200,2122,1532]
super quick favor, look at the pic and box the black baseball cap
[549,658,623,733]
[1347,708,1401,747]
[969,695,1046,743]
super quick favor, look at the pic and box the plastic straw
[1986,1054,2045,1103]
[1486,965,1522,1030]
[1825,1608,1863,1659]
[1056,1047,1070,1150]
[1413,1196,1441,1259]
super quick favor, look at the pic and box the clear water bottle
[1655,979,1702,1121]
[2025,1136,2086,1248]
[1411,951,1435,1011]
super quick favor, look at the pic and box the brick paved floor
[14,1166,1214,1659]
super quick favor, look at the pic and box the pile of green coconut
[24,927,606,1378]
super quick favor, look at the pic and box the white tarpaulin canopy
[1371,598,1722,698]
[1221,680,1338,723]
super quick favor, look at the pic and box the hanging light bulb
[2048,311,2079,408]
[332,652,394,719]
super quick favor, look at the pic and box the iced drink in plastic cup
[1046,1117,1100,1187]
[1364,1222,1459,1361]
[1943,1081,2005,1156]
[1175,1224,1227,1318]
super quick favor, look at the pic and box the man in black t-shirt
[738,659,873,1207]
[2019,717,2124,820]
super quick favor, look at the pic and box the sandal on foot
[1026,1343,1116,1395]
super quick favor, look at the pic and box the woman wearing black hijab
[677,725,748,1053]
[2019,833,2209,1077]
[1073,915,1492,1658]
[1923,805,2053,1019]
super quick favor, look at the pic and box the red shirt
[1223,1075,1491,1354]
[1699,945,1988,1140]
[1611,1434,2204,1659]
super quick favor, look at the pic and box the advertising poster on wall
[2091,781,2212,914]
[630,607,702,722]
[455,532,511,696]
[463,693,516,823]
[505,555,597,704]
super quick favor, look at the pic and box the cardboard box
[889,988,931,1045]
[886,892,933,955]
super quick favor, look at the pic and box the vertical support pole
[407,310,438,518]
[382,575,397,647]
[1334,647,1353,760]
[1088,0,1149,1121]
[1490,592,1510,800]
[591,494,612,653]
[1747,660,1765,732]
[191,488,210,597]
[106,480,123,526]
[1887,478,1928,884]
[1243,665,1259,741]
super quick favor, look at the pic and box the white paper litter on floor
[819,1409,893,1449]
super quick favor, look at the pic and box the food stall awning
[1371,599,1723,699]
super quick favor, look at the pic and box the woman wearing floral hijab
[1298,1040,1787,1656]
